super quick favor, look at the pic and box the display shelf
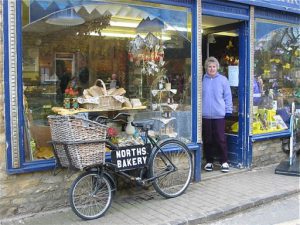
[151,89,177,96]
[52,106,147,115]
[152,117,176,124]
[161,132,178,138]
[159,103,178,111]
[150,86,178,138]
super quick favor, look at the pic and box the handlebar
[95,112,130,124]
[113,112,130,120]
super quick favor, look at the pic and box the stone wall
[252,139,287,167]
[0,3,75,219]
[0,171,76,217]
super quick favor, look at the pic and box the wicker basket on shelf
[79,79,123,110]
[48,115,107,170]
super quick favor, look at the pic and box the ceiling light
[90,31,136,38]
[166,25,191,32]
[46,8,85,26]
[89,31,171,40]
[110,20,140,28]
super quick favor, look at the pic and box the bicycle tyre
[149,139,193,198]
[69,171,113,220]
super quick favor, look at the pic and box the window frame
[251,18,299,140]
[4,0,198,174]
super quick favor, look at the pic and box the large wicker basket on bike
[48,115,107,170]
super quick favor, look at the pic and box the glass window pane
[254,21,300,134]
[22,1,193,161]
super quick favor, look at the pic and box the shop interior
[21,2,298,163]
[202,15,300,165]
[202,16,241,135]
[22,2,245,162]
[202,15,243,165]
[22,2,193,161]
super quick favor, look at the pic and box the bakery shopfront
[4,0,199,175]
[1,0,299,218]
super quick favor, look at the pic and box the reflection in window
[254,21,300,134]
[22,1,192,161]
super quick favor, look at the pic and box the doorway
[55,53,75,101]
[202,16,249,168]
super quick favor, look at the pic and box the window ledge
[7,143,201,174]
[7,159,55,174]
[251,129,291,142]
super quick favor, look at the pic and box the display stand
[275,102,300,176]
[151,89,178,138]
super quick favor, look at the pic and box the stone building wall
[252,139,287,167]
[0,3,75,219]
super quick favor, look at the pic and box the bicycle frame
[104,129,178,185]
[54,115,193,220]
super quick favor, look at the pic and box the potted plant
[64,87,79,109]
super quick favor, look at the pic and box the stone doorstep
[200,165,247,181]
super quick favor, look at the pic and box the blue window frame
[4,0,198,174]
[252,18,299,140]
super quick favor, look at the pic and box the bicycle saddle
[132,119,154,130]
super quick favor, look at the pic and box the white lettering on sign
[131,148,136,156]
[137,157,142,164]
[117,160,122,168]
[114,145,149,169]
[115,147,147,159]
[116,156,147,168]
[142,156,147,163]
[137,148,142,155]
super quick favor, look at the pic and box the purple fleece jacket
[202,73,233,119]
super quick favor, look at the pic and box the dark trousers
[202,118,228,164]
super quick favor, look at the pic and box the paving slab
[0,164,299,225]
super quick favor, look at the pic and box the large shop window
[22,1,193,162]
[253,20,300,135]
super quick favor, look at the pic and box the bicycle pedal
[141,183,152,190]
[135,178,145,186]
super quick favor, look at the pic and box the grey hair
[204,56,220,71]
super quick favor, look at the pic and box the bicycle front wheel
[69,171,113,220]
[149,139,193,198]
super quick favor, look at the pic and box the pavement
[1,164,299,225]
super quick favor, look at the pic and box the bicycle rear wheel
[69,171,113,220]
[150,139,193,198]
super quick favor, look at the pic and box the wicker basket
[51,143,69,167]
[48,115,107,170]
[80,79,123,110]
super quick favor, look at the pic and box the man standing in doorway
[202,56,233,172]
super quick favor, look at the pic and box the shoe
[204,163,213,171]
[221,162,229,173]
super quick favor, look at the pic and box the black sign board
[111,144,151,171]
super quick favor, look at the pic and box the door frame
[203,20,250,167]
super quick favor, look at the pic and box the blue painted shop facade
[3,0,300,178]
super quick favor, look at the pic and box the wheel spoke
[151,140,192,198]
[70,172,112,220]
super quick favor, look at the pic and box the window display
[253,20,300,134]
[22,1,192,161]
